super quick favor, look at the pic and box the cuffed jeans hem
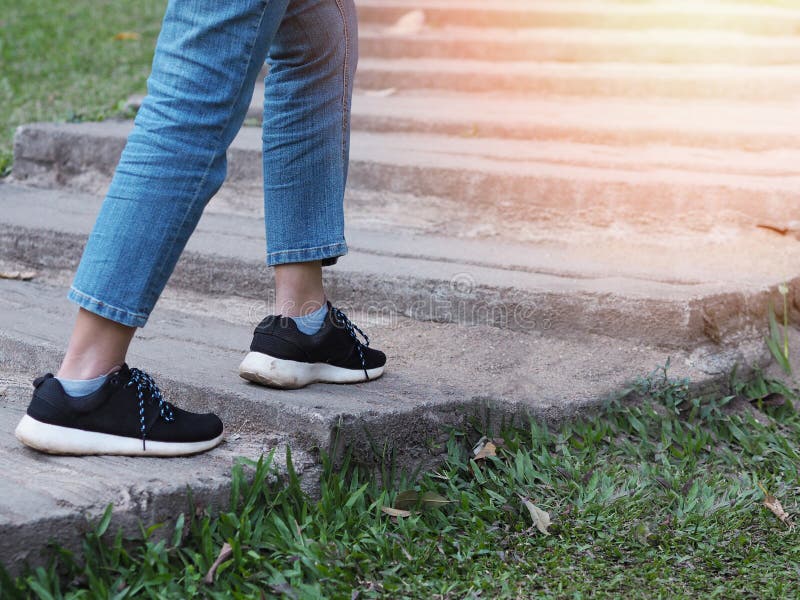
[67,287,149,328]
[266,241,347,267]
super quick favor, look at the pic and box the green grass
[2,365,799,599]
[0,0,166,176]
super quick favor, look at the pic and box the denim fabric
[68,0,357,327]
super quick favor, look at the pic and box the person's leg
[239,0,386,389]
[17,0,292,455]
[59,0,291,379]
[263,0,358,315]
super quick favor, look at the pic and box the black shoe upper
[27,364,223,448]
[249,302,386,377]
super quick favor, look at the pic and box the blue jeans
[68,0,357,327]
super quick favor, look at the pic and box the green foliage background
[0,0,166,175]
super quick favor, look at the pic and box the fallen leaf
[475,442,496,460]
[203,542,233,584]
[0,270,36,280]
[472,436,488,454]
[759,483,795,530]
[473,437,497,461]
[386,10,425,35]
[518,495,551,535]
[381,506,411,518]
[114,31,141,41]
[756,224,789,236]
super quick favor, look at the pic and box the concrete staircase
[2,0,799,572]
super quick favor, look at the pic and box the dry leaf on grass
[386,10,425,35]
[472,436,497,460]
[475,442,496,460]
[0,270,36,281]
[114,31,141,41]
[759,483,795,530]
[381,506,412,518]
[518,494,551,535]
[203,542,233,584]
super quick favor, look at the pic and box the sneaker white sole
[238,351,385,389]
[14,415,224,457]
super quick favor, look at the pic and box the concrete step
[228,90,800,152]
[358,24,800,65]
[354,58,800,100]
[0,366,318,573]
[11,121,800,234]
[355,0,800,35]
[2,267,764,572]
[2,183,798,350]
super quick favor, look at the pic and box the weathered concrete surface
[352,92,800,151]
[129,89,800,152]
[353,58,800,99]
[2,184,798,349]
[355,0,800,35]
[0,272,770,572]
[11,121,800,234]
[357,23,800,65]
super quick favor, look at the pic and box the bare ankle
[57,357,122,380]
[57,308,135,379]
[274,261,326,317]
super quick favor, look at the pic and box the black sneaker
[14,364,224,456]
[239,302,386,389]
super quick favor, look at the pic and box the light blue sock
[290,303,328,335]
[56,373,109,398]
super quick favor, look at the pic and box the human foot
[15,364,223,456]
[238,302,386,389]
